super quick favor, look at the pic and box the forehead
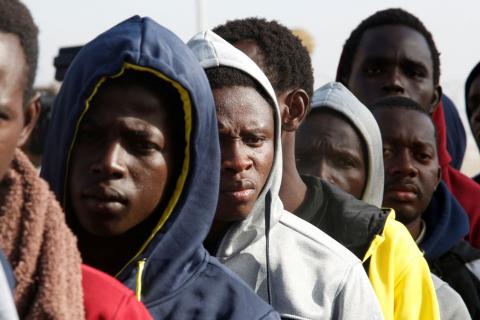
[356,25,433,66]
[213,85,273,121]
[0,32,27,101]
[303,110,363,146]
[374,107,435,144]
[85,81,171,125]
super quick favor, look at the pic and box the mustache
[384,179,421,196]
[220,179,256,193]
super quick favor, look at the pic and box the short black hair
[370,96,437,144]
[336,8,440,86]
[0,0,39,104]
[465,61,480,118]
[212,18,314,98]
[205,66,275,109]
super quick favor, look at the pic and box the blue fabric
[421,181,470,260]
[0,250,14,293]
[442,95,466,170]
[40,16,278,320]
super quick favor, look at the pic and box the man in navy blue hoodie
[41,16,279,320]
[371,96,480,318]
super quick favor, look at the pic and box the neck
[279,131,307,213]
[204,219,232,255]
[406,217,423,241]
[77,214,157,276]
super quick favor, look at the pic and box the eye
[415,152,432,162]
[336,156,356,168]
[132,140,159,153]
[364,66,382,76]
[383,147,393,158]
[243,135,265,147]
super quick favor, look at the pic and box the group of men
[0,1,480,319]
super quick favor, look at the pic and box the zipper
[135,259,146,301]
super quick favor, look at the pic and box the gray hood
[311,82,384,207]
[187,30,284,256]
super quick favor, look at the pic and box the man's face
[69,82,178,237]
[214,86,274,222]
[374,108,440,225]
[467,75,480,145]
[296,110,367,199]
[347,25,440,113]
[0,32,30,183]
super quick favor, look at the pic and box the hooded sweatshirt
[188,31,382,320]
[442,95,466,170]
[432,101,480,248]
[40,16,278,320]
[308,82,439,320]
[421,182,480,318]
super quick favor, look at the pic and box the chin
[215,208,253,223]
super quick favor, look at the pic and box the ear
[428,85,443,114]
[279,89,309,132]
[17,92,41,147]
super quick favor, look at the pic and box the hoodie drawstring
[265,192,272,304]
[135,259,146,301]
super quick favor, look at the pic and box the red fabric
[433,102,480,248]
[82,265,152,320]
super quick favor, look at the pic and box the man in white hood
[187,31,382,319]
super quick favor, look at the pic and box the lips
[220,179,256,202]
[384,182,419,202]
[81,185,128,214]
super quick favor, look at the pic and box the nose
[388,149,418,178]
[221,141,253,173]
[381,67,405,95]
[90,141,127,179]
[316,160,336,184]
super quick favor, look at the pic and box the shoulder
[278,211,361,266]
[81,265,152,320]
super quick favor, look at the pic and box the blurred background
[23,0,480,176]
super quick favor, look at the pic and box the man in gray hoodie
[188,31,382,319]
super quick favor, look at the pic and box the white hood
[311,82,384,207]
[187,32,382,320]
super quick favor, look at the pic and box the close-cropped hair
[205,66,276,110]
[370,95,437,144]
[336,8,440,86]
[0,0,39,105]
[212,17,314,98]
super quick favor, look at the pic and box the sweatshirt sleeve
[332,262,384,320]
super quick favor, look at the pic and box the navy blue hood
[41,17,278,320]
[421,181,470,260]
[442,95,466,170]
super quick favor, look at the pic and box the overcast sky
[22,0,480,174]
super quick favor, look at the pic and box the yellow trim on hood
[63,62,192,280]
